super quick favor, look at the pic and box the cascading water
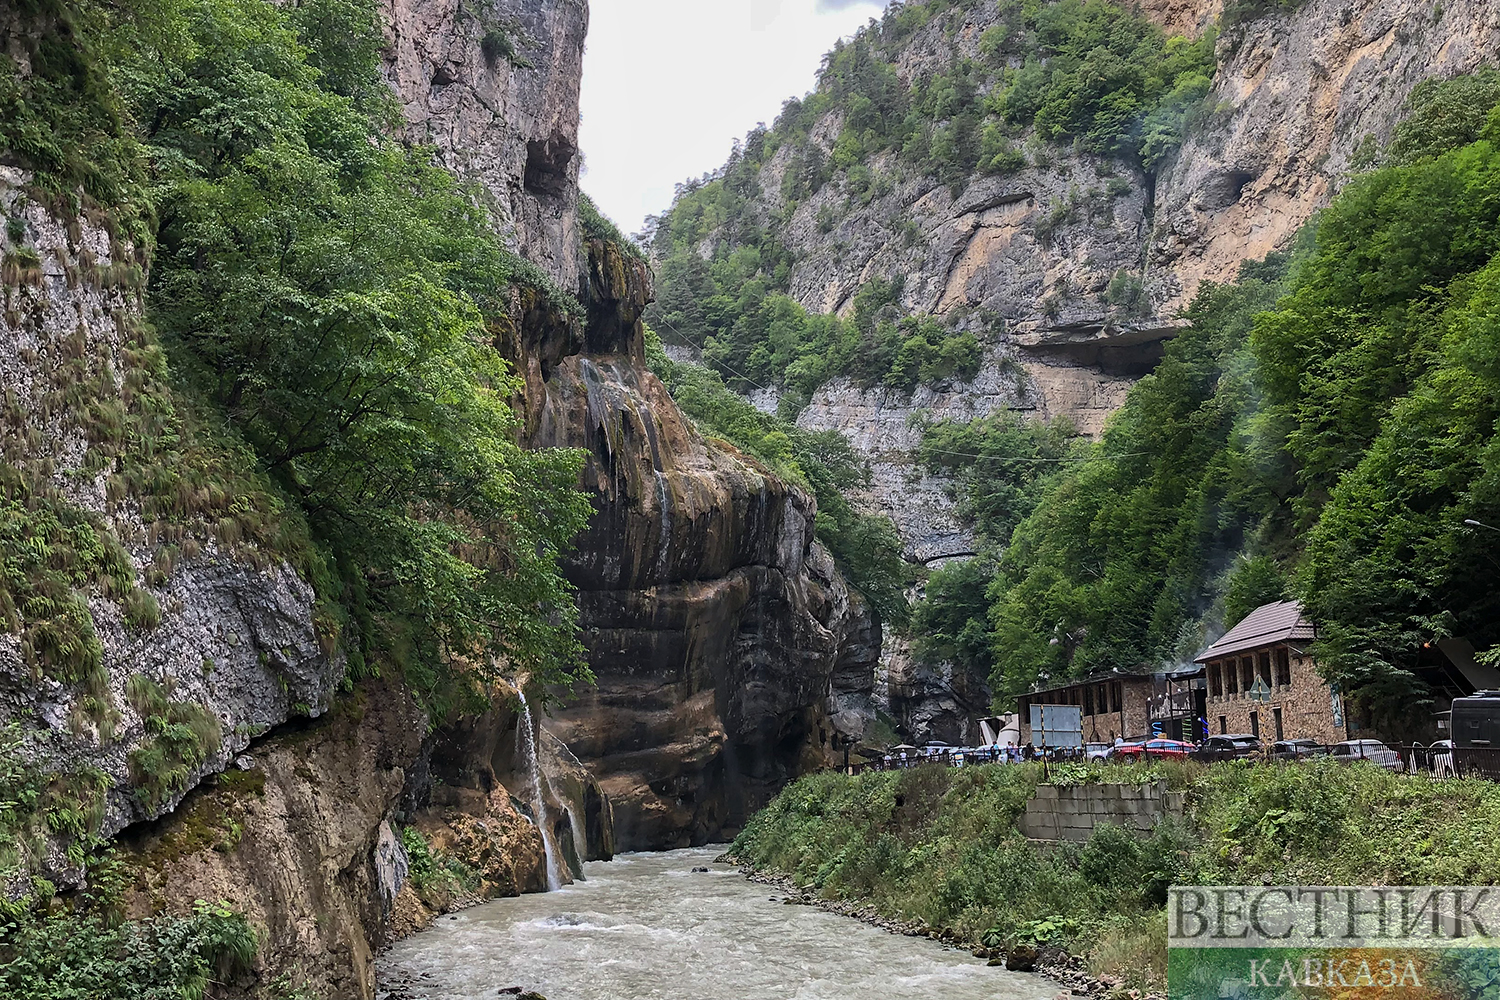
[564,802,587,873]
[516,691,565,891]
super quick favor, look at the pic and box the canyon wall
[782,0,1500,570]
[530,243,877,849]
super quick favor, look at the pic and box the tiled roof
[1195,600,1315,662]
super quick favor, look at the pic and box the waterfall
[564,802,587,875]
[516,691,565,891]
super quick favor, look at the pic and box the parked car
[1114,738,1197,759]
[1084,742,1112,761]
[1330,739,1405,772]
[1421,740,1456,777]
[1197,734,1263,762]
[1271,738,1327,761]
[1104,738,1148,760]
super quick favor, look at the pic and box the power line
[647,315,776,394]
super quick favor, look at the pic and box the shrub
[0,899,258,1000]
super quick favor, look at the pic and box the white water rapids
[377,847,1056,1000]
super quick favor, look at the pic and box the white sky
[578,0,890,237]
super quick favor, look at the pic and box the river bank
[375,847,1058,1000]
[726,760,1500,992]
[722,852,1147,1000]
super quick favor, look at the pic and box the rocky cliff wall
[743,0,1500,571]
[528,244,878,849]
[0,169,343,876]
[1153,0,1500,305]
[382,0,588,289]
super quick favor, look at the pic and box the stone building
[1017,671,1153,745]
[1194,600,1346,745]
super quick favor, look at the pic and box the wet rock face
[121,682,429,1000]
[527,245,876,850]
[381,0,588,289]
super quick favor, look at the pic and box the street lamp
[1465,519,1499,531]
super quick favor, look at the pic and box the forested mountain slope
[643,0,1500,737]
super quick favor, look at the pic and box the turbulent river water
[378,846,1057,1000]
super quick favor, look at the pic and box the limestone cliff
[703,0,1500,570]
[1153,0,1500,304]
[530,244,877,849]
[382,0,589,289]
[0,167,343,876]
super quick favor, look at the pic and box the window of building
[1273,707,1284,741]
[1226,661,1239,695]
[1111,682,1121,713]
[1250,711,1260,737]
[1258,651,1272,685]
[1219,715,1227,734]
[1084,686,1094,716]
[1275,647,1292,686]
[1240,658,1254,692]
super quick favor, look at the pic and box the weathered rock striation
[1153,0,1500,306]
[0,168,343,862]
[529,243,878,849]
[382,0,589,289]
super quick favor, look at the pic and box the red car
[1112,738,1197,759]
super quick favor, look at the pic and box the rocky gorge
[2,0,1498,995]
[649,0,1500,744]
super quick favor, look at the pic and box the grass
[124,676,222,813]
[731,759,1500,988]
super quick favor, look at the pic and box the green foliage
[0,0,596,715]
[0,725,110,879]
[956,72,1500,727]
[983,252,1294,701]
[579,192,645,260]
[0,898,258,1000]
[647,331,913,624]
[731,763,1193,970]
[738,760,1500,985]
[645,0,1214,405]
[0,467,137,696]
[1220,555,1287,629]
[400,825,479,897]
[0,0,151,238]
[125,675,222,811]
[133,0,593,711]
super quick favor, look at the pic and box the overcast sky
[578,0,890,237]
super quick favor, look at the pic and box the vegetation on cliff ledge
[643,0,1214,405]
[646,329,913,625]
[0,0,595,725]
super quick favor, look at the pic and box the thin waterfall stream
[516,691,565,891]
[377,848,1057,1000]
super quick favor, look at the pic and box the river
[377,846,1057,1000]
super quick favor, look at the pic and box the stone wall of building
[1017,781,1187,843]
[1203,644,1345,744]
[1018,677,1153,745]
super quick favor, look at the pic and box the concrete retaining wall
[1017,781,1186,843]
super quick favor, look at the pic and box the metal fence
[848,744,1500,780]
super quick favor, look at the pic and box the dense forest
[922,70,1500,729]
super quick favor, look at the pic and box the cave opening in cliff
[525,135,575,199]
